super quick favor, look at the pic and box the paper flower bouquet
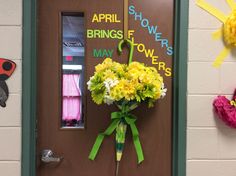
[87,57,167,164]
[213,89,236,128]
[87,58,166,108]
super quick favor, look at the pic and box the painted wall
[187,0,236,175]
[0,0,22,175]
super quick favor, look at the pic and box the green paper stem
[118,39,134,65]
[88,111,144,164]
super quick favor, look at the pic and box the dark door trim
[22,0,188,175]
[22,0,37,175]
[172,1,189,176]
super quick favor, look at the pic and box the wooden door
[37,0,174,176]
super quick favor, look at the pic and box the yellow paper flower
[224,10,236,46]
[95,58,113,73]
[103,69,117,80]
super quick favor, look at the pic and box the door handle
[41,149,63,163]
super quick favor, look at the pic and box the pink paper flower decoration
[213,89,236,128]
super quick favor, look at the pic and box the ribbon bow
[88,111,144,164]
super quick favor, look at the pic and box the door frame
[22,0,189,175]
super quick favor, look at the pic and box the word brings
[87,29,123,39]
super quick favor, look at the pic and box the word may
[87,29,123,39]
[128,30,172,77]
[92,14,121,23]
[93,49,114,58]
[129,5,173,56]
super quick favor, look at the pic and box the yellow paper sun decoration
[196,0,236,67]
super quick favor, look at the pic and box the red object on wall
[213,89,236,128]
[0,58,16,81]
[0,58,16,107]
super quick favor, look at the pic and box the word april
[92,14,121,23]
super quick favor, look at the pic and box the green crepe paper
[88,111,144,164]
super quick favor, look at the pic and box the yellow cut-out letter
[99,14,106,21]
[128,30,135,39]
[92,14,100,23]
[152,56,158,65]
[165,68,172,77]
[137,43,145,53]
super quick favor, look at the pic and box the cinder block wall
[0,0,22,175]
[187,0,236,176]
[0,0,236,176]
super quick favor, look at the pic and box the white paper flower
[104,94,115,105]
[87,76,94,90]
[161,83,167,98]
[104,78,119,93]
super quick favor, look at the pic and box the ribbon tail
[130,123,144,164]
[88,134,105,160]
[89,119,120,160]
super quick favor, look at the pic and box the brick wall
[187,0,236,175]
[0,0,22,175]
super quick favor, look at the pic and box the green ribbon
[89,111,144,164]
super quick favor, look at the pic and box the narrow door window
[61,13,85,128]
